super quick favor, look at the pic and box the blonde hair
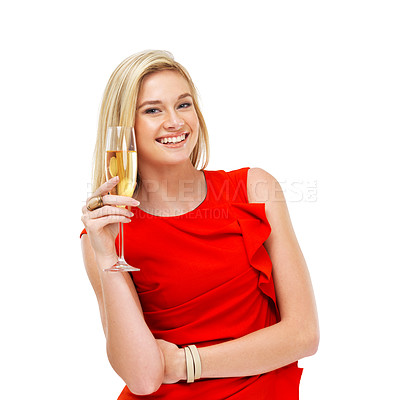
[91,50,210,192]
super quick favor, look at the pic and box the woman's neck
[135,161,207,216]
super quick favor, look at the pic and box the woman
[81,50,319,399]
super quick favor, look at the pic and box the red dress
[82,168,303,399]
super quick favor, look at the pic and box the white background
[1,1,399,399]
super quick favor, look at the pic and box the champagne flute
[104,126,140,272]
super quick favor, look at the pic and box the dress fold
[231,202,279,318]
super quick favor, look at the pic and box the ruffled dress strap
[226,167,280,320]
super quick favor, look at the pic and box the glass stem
[119,222,125,261]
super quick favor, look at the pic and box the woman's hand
[156,339,186,384]
[81,176,140,262]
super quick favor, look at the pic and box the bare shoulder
[247,167,283,204]
[247,167,292,245]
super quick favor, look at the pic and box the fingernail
[132,200,140,206]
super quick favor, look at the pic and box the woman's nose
[163,111,184,130]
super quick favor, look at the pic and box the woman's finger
[92,176,120,197]
[83,214,132,229]
[102,195,140,207]
[88,205,134,220]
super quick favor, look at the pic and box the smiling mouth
[155,133,189,145]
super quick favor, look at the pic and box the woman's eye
[144,108,160,114]
[178,102,192,109]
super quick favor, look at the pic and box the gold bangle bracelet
[188,345,202,380]
[184,346,195,383]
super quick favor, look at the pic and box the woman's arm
[81,178,165,395]
[82,237,165,394]
[165,167,319,380]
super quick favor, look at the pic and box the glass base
[103,259,140,272]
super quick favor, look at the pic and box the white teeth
[160,134,186,144]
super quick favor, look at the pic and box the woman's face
[135,70,199,169]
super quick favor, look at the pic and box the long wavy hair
[91,50,210,192]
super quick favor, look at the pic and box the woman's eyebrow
[137,93,192,110]
[178,93,192,100]
[137,100,161,110]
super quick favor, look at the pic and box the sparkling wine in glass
[104,126,139,272]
